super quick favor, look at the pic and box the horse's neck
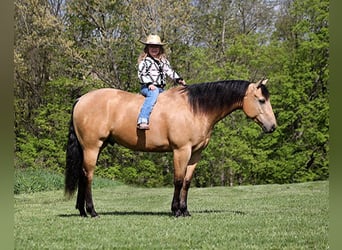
[208,102,243,125]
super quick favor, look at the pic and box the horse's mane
[180,80,269,114]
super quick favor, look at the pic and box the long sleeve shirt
[138,56,181,88]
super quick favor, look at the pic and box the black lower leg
[171,179,183,216]
[85,190,98,217]
[76,174,87,217]
[179,179,191,217]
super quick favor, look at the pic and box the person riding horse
[137,34,186,130]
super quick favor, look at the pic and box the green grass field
[14,180,328,249]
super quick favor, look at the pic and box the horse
[64,79,277,217]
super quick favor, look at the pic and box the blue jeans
[137,85,164,124]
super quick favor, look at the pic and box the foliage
[14,168,64,194]
[14,0,329,186]
[15,78,95,173]
[14,168,122,194]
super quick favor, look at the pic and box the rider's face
[148,45,161,58]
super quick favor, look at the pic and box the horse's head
[242,79,277,133]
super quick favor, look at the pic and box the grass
[14,181,328,249]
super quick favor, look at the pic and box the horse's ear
[256,79,268,87]
[261,79,268,85]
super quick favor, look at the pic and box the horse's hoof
[173,209,191,217]
[182,210,191,217]
[173,210,182,217]
[79,212,88,217]
[87,207,98,218]
[91,212,99,218]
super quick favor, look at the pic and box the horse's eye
[259,98,266,104]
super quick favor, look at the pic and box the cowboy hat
[139,34,167,46]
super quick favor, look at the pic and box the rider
[137,34,186,130]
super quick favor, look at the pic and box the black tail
[65,100,83,198]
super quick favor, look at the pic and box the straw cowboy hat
[139,34,167,46]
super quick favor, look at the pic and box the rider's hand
[179,79,186,85]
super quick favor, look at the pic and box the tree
[64,0,135,88]
[268,0,329,182]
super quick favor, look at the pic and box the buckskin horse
[65,79,277,217]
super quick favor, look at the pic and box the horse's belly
[113,136,173,152]
[111,130,173,152]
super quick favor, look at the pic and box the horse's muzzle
[263,123,276,133]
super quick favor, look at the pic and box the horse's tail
[64,100,83,198]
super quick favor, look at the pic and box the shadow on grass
[58,209,245,218]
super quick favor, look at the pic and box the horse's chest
[192,135,211,152]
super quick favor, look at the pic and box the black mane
[180,80,251,114]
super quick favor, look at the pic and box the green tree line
[14,0,329,187]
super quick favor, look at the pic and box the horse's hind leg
[76,173,87,217]
[77,148,99,217]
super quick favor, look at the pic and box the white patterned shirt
[138,56,181,88]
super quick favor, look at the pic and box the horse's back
[77,88,142,104]
[73,87,191,151]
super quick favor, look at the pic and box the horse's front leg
[171,179,182,216]
[178,162,197,216]
[172,150,201,217]
[171,147,191,217]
